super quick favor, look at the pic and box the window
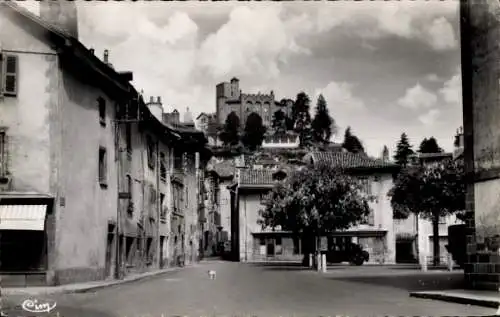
[0,130,6,177]
[98,147,107,187]
[98,97,106,126]
[125,123,132,154]
[160,193,166,221]
[146,135,155,169]
[1,54,18,97]
[160,152,166,182]
[126,175,132,199]
[174,150,183,171]
[260,238,266,246]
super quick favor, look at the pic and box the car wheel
[352,255,364,266]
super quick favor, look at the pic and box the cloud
[439,70,462,105]
[422,17,457,51]
[397,84,438,110]
[198,5,313,80]
[418,109,441,126]
[425,74,440,82]
[312,2,458,51]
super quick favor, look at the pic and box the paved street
[3,261,496,317]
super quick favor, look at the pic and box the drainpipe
[156,140,161,269]
[114,120,122,280]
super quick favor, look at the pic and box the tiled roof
[213,160,235,178]
[239,169,275,186]
[310,152,397,170]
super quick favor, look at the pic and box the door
[266,239,275,257]
[104,233,114,279]
[159,236,165,268]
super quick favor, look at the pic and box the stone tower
[39,0,79,39]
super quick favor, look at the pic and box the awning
[0,205,48,231]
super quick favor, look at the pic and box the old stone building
[0,1,209,286]
[215,77,292,128]
[460,0,500,290]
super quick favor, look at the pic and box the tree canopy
[388,158,465,265]
[394,133,414,167]
[418,137,443,153]
[219,112,240,146]
[241,112,267,151]
[311,94,335,144]
[342,127,365,153]
[271,109,287,135]
[258,163,374,237]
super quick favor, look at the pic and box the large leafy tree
[311,94,335,143]
[258,163,374,266]
[219,112,240,146]
[388,158,465,266]
[241,112,267,151]
[419,137,444,153]
[342,127,365,153]
[394,133,414,167]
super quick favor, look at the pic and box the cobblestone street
[3,261,496,317]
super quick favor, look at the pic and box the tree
[271,110,287,135]
[394,133,414,167]
[382,145,389,161]
[219,112,240,146]
[419,137,444,153]
[311,94,335,144]
[342,127,365,153]
[258,163,374,266]
[388,158,465,266]
[292,92,314,147]
[241,112,267,151]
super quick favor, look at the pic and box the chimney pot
[103,49,109,63]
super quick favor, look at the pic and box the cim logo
[21,298,57,314]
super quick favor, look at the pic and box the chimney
[89,48,94,55]
[40,0,79,39]
[157,96,161,103]
[149,96,154,104]
[103,50,109,64]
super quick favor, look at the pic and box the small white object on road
[208,270,216,280]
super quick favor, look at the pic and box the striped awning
[0,205,48,231]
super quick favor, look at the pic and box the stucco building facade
[0,2,209,286]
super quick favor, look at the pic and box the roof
[239,169,276,187]
[212,160,235,179]
[416,152,453,159]
[1,1,209,152]
[307,152,398,171]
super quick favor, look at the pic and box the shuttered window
[2,54,18,96]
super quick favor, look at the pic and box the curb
[409,292,500,308]
[3,267,184,296]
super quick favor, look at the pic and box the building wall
[219,179,232,240]
[0,9,56,194]
[462,0,500,290]
[238,191,266,262]
[53,63,119,284]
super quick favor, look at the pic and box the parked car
[326,240,369,266]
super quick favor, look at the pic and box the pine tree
[219,112,240,146]
[394,133,414,167]
[382,145,389,162]
[242,112,267,151]
[342,127,365,153]
[311,94,335,143]
[293,92,313,148]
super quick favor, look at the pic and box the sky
[21,1,463,158]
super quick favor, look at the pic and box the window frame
[98,146,108,188]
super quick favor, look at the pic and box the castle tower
[230,77,240,100]
[39,0,79,39]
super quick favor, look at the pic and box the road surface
[3,261,496,317]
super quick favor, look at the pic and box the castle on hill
[215,77,293,128]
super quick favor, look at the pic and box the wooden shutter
[3,55,18,96]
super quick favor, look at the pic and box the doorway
[104,233,114,278]
[266,239,275,257]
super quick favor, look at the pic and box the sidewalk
[410,289,500,308]
[2,266,183,296]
